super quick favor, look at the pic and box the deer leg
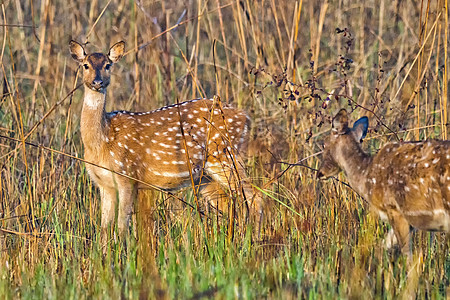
[199,178,228,214]
[117,182,137,238]
[205,158,263,234]
[100,186,117,245]
[383,228,398,250]
[388,210,412,258]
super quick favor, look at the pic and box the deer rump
[369,140,450,232]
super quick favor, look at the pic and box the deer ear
[69,40,86,63]
[332,109,349,134]
[352,116,369,142]
[108,41,125,63]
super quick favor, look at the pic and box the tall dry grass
[0,0,449,298]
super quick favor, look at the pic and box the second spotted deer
[318,109,450,256]
[69,40,262,243]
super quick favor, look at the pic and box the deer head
[317,109,369,180]
[69,40,125,93]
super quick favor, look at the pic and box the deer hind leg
[205,157,263,229]
[199,177,228,214]
[383,228,398,250]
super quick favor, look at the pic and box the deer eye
[105,64,112,70]
[83,64,89,70]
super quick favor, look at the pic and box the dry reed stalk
[443,0,448,139]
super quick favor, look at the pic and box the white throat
[83,87,105,108]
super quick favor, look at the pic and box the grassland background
[0,0,449,298]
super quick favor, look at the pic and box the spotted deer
[69,40,262,243]
[318,109,450,256]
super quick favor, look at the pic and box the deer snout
[316,170,326,180]
[92,79,104,90]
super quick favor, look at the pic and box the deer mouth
[316,170,333,180]
[86,82,107,92]
[316,171,326,180]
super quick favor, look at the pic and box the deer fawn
[69,40,262,243]
[318,109,450,256]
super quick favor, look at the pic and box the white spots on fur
[192,153,203,160]
[110,151,115,157]
[160,143,171,149]
[424,162,430,168]
[432,157,440,164]
[114,159,123,167]
[404,186,410,192]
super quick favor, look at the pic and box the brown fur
[318,109,450,256]
[69,40,262,244]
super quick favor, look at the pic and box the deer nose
[316,171,324,179]
[92,79,103,87]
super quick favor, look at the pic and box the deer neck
[336,140,373,198]
[80,87,109,156]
